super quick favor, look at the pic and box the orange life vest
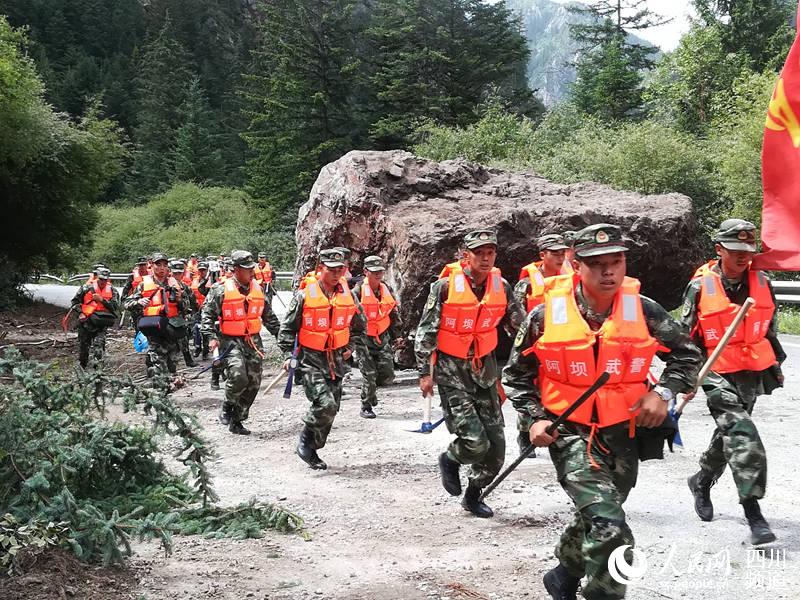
[436,265,507,360]
[81,281,113,317]
[131,269,146,289]
[255,261,273,285]
[219,278,265,337]
[695,262,776,373]
[532,276,658,428]
[181,271,192,286]
[86,274,97,285]
[360,282,397,340]
[141,276,181,318]
[438,260,468,279]
[191,276,206,307]
[519,261,574,313]
[187,259,198,276]
[298,276,357,352]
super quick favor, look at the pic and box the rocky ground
[2,303,800,600]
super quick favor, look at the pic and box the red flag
[751,3,800,271]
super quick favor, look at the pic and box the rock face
[295,150,704,363]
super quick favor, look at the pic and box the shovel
[670,297,755,447]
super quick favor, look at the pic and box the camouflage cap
[364,255,386,272]
[198,261,209,270]
[562,230,577,245]
[169,260,185,272]
[190,253,197,258]
[332,246,352,259]
[319,248,347,268]
[96,267,111,280]
[231,250,257,269]
[92,263,105,270]
[151,252,168,264]
[136,256,148,265]
[257,252,267,259]
[464,229,498,250]
[714,219,757,252]
[537,233,569,251]
[573,224,629,258]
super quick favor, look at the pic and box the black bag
[137,315,170,339]
[87,311,117,328]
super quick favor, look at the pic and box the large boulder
[295,150,704,362]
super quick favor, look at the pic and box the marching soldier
[511,233,572,458]
[171,259,198,367]
[503,224,702,600]
[351,256,403,418]
[200,251,281,435]
[254,252,275,302]
[415,230,525,518]
[681,219,785,545]
[122,257,150,299]
[278,249,367,469]
[71,267,120,368]
[191,261,211,358]
[124,253,190,385]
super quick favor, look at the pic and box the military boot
[687,471,714,522]
[517,431,536,459]
[183,350,196,367]
[229,420,251,435]
[438,452,462,496]
[296,427,327,470]
[360,403,377,419]
[543,564,580,600]
[218,403,232,425]
[461,482,493,518]
[742,498,776,545]
[210,371,221,390]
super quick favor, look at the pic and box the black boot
[296,427,327,470]
[211,371,221,390]
[518,431,536,459]
[543,564,581,600]
[461,482,493,518]
[687,471,714,522]
[229,420,251,435]
[219,403,232,425]
[360,404,376,419]
[183,350,196,367]
[438,452,462,496]
[193,346,201,357]
[742,498,776,545]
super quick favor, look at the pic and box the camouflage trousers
[439,383,505,489]
[302,370,344,450]
[511,395,535,434]
[146,336,180,382]
[356,342,395,407]
[77,323,108,368]
[698,371,767,501]
[221,337,264,423]
[549,422,638,600]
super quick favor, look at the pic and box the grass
[778,306,800,335]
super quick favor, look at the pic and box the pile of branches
[0,348,306,575]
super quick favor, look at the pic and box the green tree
[568,0,668,120]
[694,0,795,72]
[169,78,226,185]
[0,18,125,306]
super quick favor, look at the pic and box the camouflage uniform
[350,277,402,412]
[200,272,281,427]
[123,264,190,382]
[415,247,525,490]
[680,260,785,501]
[70,272,120,368]
[171,263,198,366]
[278,262,367,452]
[503,224,702,600]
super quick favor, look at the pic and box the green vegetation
[778,307,800,335]
[0,349,304,573]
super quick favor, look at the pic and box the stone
[295,150,705,365]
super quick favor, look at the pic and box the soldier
[124,252,190,385]
[122,257,150,299]
[562,230,577,264]
[71,267,120,368]
[191,261,211,358]
[170,259,198,367]
[350,255,403,418]
[187,253,199,277]
[85,263,106,285]
[415,230,525,518]
[278,248,367,469]
[681,219,785,545]
[503,224,702,600]
[254,252,275,302]
[511,233,572,459]
[201,250,281,435]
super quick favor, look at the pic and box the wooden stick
[263,369,287,394]
[675,296,755,415]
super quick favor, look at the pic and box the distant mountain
[505,0,658,106]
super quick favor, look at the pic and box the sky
[551,0,696,51]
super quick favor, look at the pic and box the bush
[88,183,297,272]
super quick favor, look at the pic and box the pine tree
[568,0,668,120]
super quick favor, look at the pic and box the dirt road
[130,335,800,600]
